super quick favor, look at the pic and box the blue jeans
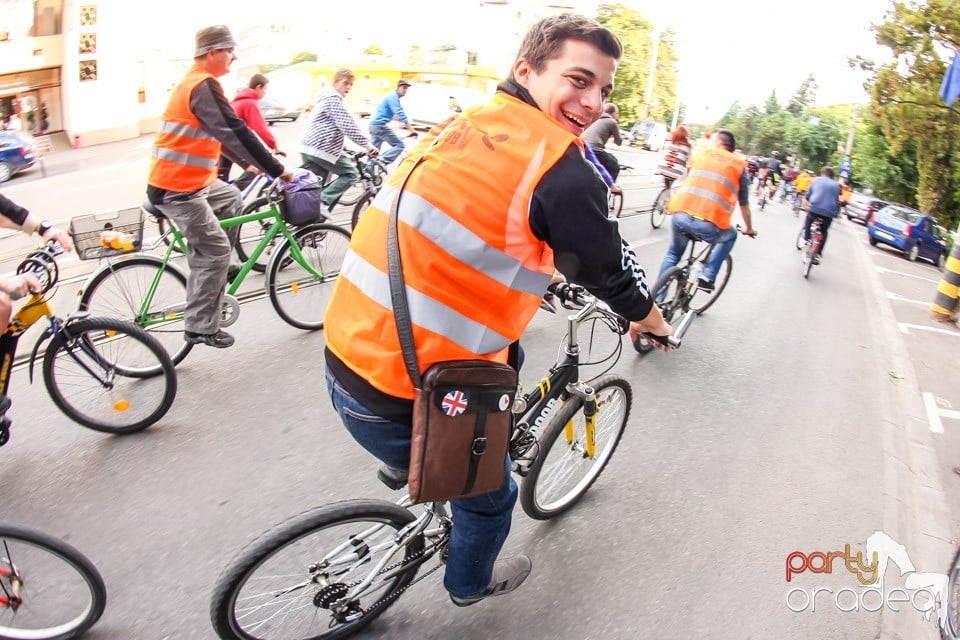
[658,212,738,282]
[325,370,518,598]
[369,124,405,165]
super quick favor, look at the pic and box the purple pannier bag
[280,168,324,225]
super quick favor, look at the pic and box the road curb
[854,229,953,639]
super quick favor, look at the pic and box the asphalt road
[0,133,954,639]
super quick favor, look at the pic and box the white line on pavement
[875,265,939,283]
[628,237,665,250]
[898,322,960,337]
[886,292,930,306]
[923,392,945,433]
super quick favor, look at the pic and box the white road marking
[876,265,938,283]
[886,292,930,306]
[898,323,960,337]
[628,237,665,250]
[921,392,960,433]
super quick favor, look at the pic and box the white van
[401,84,486,130]
[630,120,668,152]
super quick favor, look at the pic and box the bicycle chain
[359,535,449,614]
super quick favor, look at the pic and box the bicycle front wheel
[43,317,177,434]
[78,257,193,367]
[266,223,352,330]
[946,545,960,639]
[608,190,623,218]
[211,500,423,640]
[689,255,732,315]
[0,522,106,640]
[650,187,669,228]
[520,376,631,520]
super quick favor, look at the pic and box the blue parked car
[0,132,37,183]
[867,204,948,267]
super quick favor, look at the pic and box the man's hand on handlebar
[42,224,74,252]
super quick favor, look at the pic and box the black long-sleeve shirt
[0,193,30,226]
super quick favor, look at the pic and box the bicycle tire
[651,265,689,325]
[520,375,631,520]
[0,522,106,640]
[77,256,193,367]
[42,317,177,434]
[945,545,960,639]
[688,255,732,315]
[266,223,352,330]
[234,197,285,273]
[210,500,423,640]
[608,190,623,218]
[650,187,669,228]
[802,245,813,279]
[351,192,374,231]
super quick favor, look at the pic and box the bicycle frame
[132,203,322,327]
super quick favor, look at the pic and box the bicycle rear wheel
[351,192,374,230]
[650,187,669,228]
[688,255,732,315]
[802,243,814,279]
[0,522,106,640]
[77,257,193,367]
[266,223,352,330]
[210,500,423,640]
[651,265,690,325]
[520,376,631,520]
[42,317,177,434]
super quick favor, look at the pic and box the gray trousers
[155,179,241,334]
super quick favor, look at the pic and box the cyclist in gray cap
[147,25,292,349]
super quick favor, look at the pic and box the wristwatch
[36,220,53,237]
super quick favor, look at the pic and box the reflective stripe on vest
[325,92,580,399]
[148,66,222,192]
[668,147,745,229]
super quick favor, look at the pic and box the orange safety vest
[148,65,222,192]
[325,93,581,400]
[669,147,746,229]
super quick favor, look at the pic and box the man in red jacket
[218,73,283,182]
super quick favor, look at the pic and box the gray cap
[397,79,412,87]
[194,25,237,58]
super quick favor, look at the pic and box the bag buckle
[472,437,487,456]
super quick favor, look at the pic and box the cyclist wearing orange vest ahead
[147,26,292,349]
[324,14,671,609]
[658,129,757,291]
[794,169,814,194]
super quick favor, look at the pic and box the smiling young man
[323,13,671,609]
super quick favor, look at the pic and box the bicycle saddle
[377,465,408,491]
[142,201,165,218]
[680,230,707,243]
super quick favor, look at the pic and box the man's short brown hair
[248,73,268,89]
[509,13,622,81]
[333,68,355,84]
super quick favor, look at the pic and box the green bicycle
[73,184,352,366]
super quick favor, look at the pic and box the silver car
[845,192,889,225]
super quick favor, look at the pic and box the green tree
[290,51,317,64]
[853,119,918,204]
[787,75,818,117]
[363,44,384,55]
[596,4,678,127]
[597,3,653,125]
[868,0,960,227]
[763,91,781,115]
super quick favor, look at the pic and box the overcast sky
[166,0,897,122]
